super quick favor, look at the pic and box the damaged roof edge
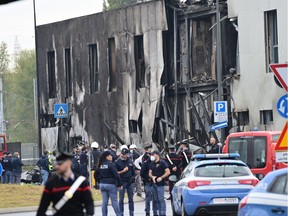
[36,0,165,28]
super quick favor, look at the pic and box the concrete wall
[228,0,287,131]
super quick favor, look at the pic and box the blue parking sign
[214,101,228,122]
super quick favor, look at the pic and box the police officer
[109,144,118,162]
[0,152,7,183]
[2,152,13,184]
[11,152,24,184]
[129,144,142,197]
[178,143,191,170]
[115,148,135,216]
[140,152,158,216]
[149,151,170,216]
[36,152,94,216]
[95,150,122,216]
[37,151,50,185]
[91,142,102,169]
[208,137,222,153]
[165,145,181,200]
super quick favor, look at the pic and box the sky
[0,0,103,57]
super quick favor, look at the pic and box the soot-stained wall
[36,0,168,151]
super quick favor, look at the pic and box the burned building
[36,0,238,152]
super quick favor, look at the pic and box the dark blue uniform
[149,160,168,186]
[115,157,135,216]
[95,159,122,216]
[149,159,169,215]
[95,160,121,187]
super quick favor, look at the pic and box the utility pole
[33,0,42,156]
[216,0,225,142]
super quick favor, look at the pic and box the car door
[264,173,288,215]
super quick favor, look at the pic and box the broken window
[88,44,99,93]
[237,111,249,125]
[108,37,117,92]
[191,18,213,80]
[134,35,145,88]
[65,48,72,97]
[47,51,56,98]
[265,10,278,73]
[260,110,273,124]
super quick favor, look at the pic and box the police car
[238,168,288,216]
[171,153,259,216]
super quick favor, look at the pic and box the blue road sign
[210,121,228,132]
[277,95,288,119]
[0,163,2,176]
[215,102,227,112]
[214,101,228,122]
[54,104,69,119]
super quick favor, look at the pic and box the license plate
[213,198,238,204]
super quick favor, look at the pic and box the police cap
[56,151,73,164]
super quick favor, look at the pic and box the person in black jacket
[37,151,50,185]
[36,152,94,216]
[115,148,135,216]
[140,152,157,216]
[178,143,191,171]
[11,152,24,184]
[165,145,182,200]
[95,150,122,216]
[208,137,222,153]
[2,152,13,184]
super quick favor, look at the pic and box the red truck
[222,131,287,179]
[0,134,7,157]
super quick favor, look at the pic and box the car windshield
[195,163,250,177]
[228,136,267,169]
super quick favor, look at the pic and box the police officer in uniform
[115,148,135,216]
[36,152,94,216]
[95,150,122,216]
[149,151,170,216]
[140,152,158,216]
[165,145,181,200]
[178,143,191,171]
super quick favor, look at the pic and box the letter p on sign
[215,102,226,112]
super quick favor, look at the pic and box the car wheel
[171,197,180,216]
[181,202,189,216]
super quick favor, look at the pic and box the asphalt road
[0,200,173,216]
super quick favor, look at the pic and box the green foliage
[0,42,9,73]
[3,49,37,143]
[103,0,139,10]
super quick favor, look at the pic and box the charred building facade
[36,0,238,152]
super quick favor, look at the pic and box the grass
[0,184,102,208]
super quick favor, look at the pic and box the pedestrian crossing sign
[54,103,69,119]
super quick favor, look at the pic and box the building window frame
[260,110,273,125]
[88,43,99,94]
[264,10,278,73]
[108,37,117,92]
[64,48,72,97]
[134,35,145,89]
[47,51,56,98]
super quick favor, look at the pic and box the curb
[0,196,145,214]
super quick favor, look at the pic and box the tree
[103,0,139,10]
[0,42,9,74]
[3,49,37,143]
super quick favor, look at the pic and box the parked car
[171,153,259,216]
[238,168,288,216]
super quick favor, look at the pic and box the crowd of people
[93,140,202,216]
[0,151,24,184]
[29,136,222,216]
